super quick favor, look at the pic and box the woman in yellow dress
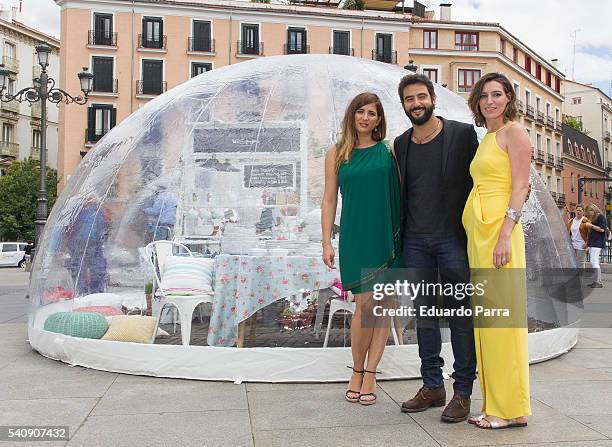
[462,72,532,429]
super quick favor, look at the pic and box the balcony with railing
[85,127,110,143]
[556,192,566,207]
[0,141,18,158]
[284,44,310,55]
[555,157,564,170]
[188,38,215,53]
[92,78,118,95]
[372,49,397,64]
[30,147,48,162]
[516,99,524,115]
[88,30,118,47]
[546,116,554,129]
[555,120,563,133]
[536,111,545,124]
[30,103,47,119]
[236,41,264,56]
[525,105,534,120]
[546,153,555,167]
[136,80,167,96]
[138,34,167,51]
[329,46,354,56]
[0,101,19,114]
[2,56,19,73]
[535,149,545,163]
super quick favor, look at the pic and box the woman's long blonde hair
[585,203,602,220]
[334,92,386,172]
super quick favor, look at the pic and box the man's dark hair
[397,74,436,102]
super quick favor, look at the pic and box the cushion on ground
[101,315,157,343]
[73,305,123,316]
[44,312,109,339]
[160,256,214,295]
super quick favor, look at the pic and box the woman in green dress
[322,92,402,406]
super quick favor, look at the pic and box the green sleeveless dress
[337,141,402,293]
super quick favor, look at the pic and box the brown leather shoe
[401,386,446,413]
[440,393,471,423]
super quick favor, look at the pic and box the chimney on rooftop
[551,58,558,68]
[440,3,451,21]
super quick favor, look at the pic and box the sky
[9,0,612,96]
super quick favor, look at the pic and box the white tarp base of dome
[27,324,577,382]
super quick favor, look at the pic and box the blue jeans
[402,235,477,395]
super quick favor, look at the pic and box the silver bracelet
[505,207,521,223]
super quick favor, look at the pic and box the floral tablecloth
[207,254,337,346]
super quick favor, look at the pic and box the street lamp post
[0,42,93,260]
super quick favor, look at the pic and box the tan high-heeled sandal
[346,366,364,403]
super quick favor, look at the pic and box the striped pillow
[160,256,214,295]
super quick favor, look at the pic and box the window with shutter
[92,56,114,92]
[332,31,350,55]
[193,21,212,52]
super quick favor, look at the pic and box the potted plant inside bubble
[145,281,154,316]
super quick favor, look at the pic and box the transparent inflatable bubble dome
[28,55,579,381]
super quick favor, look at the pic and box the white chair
[145,240,214,346]
[323,287,401,348]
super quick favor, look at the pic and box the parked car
[0,242,27,268]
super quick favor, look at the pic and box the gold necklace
[412,118,441,144]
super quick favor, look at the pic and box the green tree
[343,0,365,10]
[0,159,57,241]
[563,114,588,134]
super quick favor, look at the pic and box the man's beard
[405,103,435,125]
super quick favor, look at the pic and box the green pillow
[44,312,109,339]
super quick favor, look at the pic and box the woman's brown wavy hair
[468,72,518,127]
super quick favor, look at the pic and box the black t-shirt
[404,130,447,236]
[588,214,607,248]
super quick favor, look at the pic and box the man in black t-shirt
[394,74,479,423]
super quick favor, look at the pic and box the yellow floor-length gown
[462,128,532,420]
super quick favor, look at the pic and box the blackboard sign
[244,164,294,188]
[193,126,300,153]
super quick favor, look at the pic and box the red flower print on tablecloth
[265,283,271,291]
[241,260,248,268]
[240,276,247,284]
[231,306,237,314]
[218,337,225,345]
[258,297,264,305]
[282,278,289,285]
[243,310,250,318]
[302,273,310,281]
[256,265,264,274]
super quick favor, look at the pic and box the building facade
[407,9,565,209]
[0,6,59,176]
[563,79,612,218]
[56,0,565,198]
[562,123,606,216]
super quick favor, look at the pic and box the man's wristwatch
[505,207,521,223]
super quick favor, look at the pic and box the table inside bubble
[208,254,338,347]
